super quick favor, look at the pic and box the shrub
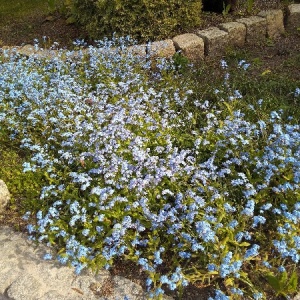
[0,41,300,299]
[67,0,202,42]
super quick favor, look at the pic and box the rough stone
[286,4,300,31]
[172,33,205,61]
[236,16,267,43]
[218,21,246,47]
[294,292,300,300]
[0,269,21,294]
[0,227,174,300]
[16,44,47,58]
[112,276,146,299]
[0,180,10,214]
[40,291,66,300]
[258,9,285,38]
[14,44,35,56]
[126,44,147,57]
[72,274,111,299]
[197,27,229,56]
[148,39,176,58]
[7,275,44,300]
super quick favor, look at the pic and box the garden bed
[0,1,300,299]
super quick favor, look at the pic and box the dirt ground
[0,0,297,47]
[0,0,299,77]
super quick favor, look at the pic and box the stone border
[167,5,299,62]
[1,5,300,62]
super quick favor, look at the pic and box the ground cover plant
[0,35,300,299]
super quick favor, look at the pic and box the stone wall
[2,4,299,62]
[166,5,299,62]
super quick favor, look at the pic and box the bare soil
[0,0,297,47]
[0,11,88,48]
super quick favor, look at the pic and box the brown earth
[0,0,299,78]
[0,0,296,47]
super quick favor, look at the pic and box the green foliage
[67,0,202,42]
[0,0,48,19]
[47,0,56,13]
[222,2,231,16]
[0,145,44,213]
[1,37,300,299]
[0,120,44,213]
[172,52,191,73]
[246,0,255,14]
[47,0,70,14]
[266,270,298,298]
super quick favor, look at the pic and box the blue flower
[260,203,272,211]
[238,60,250,70]
[154,250,163,264]
[229,220,238,229]
[219,252,242,278]
[230,287,243,295]
[252,216,266,228]
[57,255,68,265]
[160,275,169,284]
[138,258,154,272]
[278,265,286,272]
[207,263,218,272]
[74,262,87,275]
[293,236,300,249]
[208,289,230,300]
[195,221,216,242]
[273,240,289,258]
[294,87,300,97]
[179,251,191,259]
[220,60,228,69]
[224,203,236,213]
[253,292,263,300]
[155,287,165,296]
[262,261,271,268]
[241,200,255,216]
[27,224,35,234]
[43,253,53,260]
[244,244,260,259]
[145,278,153,287]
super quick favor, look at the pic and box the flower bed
[0,38,300,299]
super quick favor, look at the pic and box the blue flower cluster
[1,40,300,299]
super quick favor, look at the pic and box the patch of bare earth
[0,12,88,48]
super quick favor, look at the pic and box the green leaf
[278,271,288,291]
[66,16,76,24]
[225,277,234,287]
[266,273,280,292]
[238,242,251,247]
[287,271,298,292]
[223,101,233,115]
[239,274,254,289]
